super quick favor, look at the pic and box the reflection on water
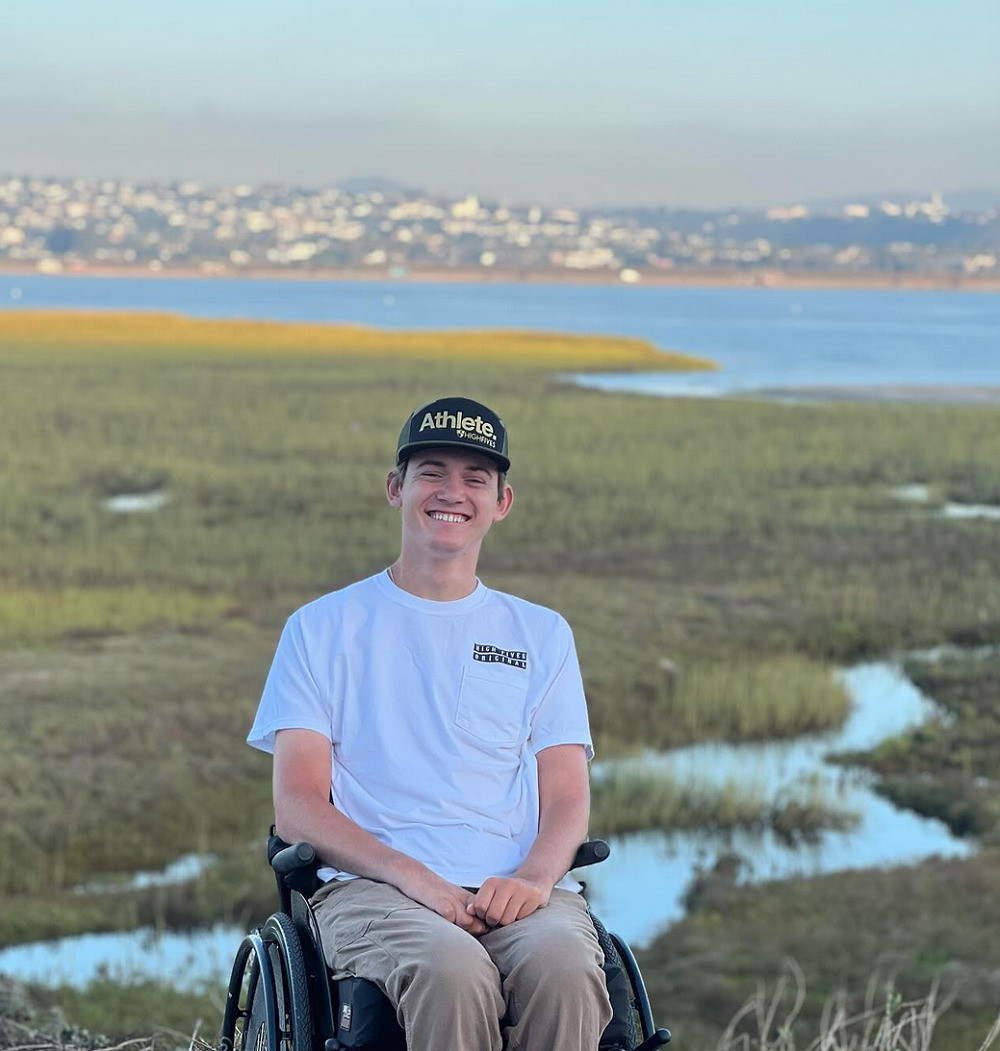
[891,484,933,503]
[888,484,1000,521]
[0,662,975,986]
[0,924,243,992]
[104,491,169,513]
[942,503,1000,521]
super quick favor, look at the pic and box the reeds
[590,768,856,842]
[716,962,1000,1051]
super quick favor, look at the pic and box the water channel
[0,658,973,991]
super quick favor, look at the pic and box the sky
[4,0,999,209]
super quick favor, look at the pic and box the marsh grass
[0,587,236,643]
[598,656,852,752]
[716,963,1000,1051]
[590,768,856,842]
[4,311,1000,1026]
[0,310,715,371]
[2,316,1000,901]
[0,632,274,903]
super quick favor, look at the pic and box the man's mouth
[428,511,470,523]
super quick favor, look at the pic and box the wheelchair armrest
[271,841,317,876]
[571,839,610,869]
[267,831,321,914]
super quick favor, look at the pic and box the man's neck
[388,553,480,602]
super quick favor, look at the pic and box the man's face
[387,448,513,559]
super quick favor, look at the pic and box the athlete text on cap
[419,411,495,438]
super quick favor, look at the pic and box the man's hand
[398,867,489,936]
[467,875,552,928]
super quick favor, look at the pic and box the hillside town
[1,176,997,280]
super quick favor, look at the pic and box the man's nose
[436,475,462,501]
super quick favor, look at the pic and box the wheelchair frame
[221,833,671,1051]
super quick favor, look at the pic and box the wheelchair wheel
[222,914,311,1051]
[591,913,640,1050]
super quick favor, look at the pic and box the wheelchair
[221,830,671,1051]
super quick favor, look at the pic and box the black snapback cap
[396,397,510,472]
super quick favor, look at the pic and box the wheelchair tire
[227,914,312,1051]
[591,913,641,1051]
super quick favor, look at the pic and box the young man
[247,396,612,1051]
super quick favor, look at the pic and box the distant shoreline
[2,262,999,293]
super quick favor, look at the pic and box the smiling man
[247,396,611,1051]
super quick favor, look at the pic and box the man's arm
[274,728,488,935]
[468,743,590,928]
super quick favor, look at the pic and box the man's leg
[479,888,612,1051]
[311,878,504,1051]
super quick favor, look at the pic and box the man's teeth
[430,512,468,523]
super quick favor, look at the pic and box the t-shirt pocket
[455,668,528,746]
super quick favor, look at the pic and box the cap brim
[397,440,510,473]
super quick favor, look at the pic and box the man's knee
[393,928,501,1004]
[510,935,607,999]
[495,915,611,1027]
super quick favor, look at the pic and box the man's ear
[493,483,514,521]
[386,470,403,508]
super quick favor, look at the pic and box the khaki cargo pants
[311,878,612,1051]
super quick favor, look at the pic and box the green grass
[0,586,238,643]
[0,631,274,901]
[590,655,851,755]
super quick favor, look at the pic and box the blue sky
[5,0,998,207]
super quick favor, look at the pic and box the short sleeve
[247,611,332,754]
[528,620,594,761]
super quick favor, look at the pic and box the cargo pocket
[455,669,527,746]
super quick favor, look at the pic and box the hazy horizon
[6,0,999,210]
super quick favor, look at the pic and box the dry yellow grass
[0,309,716,371]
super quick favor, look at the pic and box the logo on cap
[397,396,510,471]
[418,409,497,449]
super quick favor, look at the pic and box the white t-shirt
[247,571,594,889]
